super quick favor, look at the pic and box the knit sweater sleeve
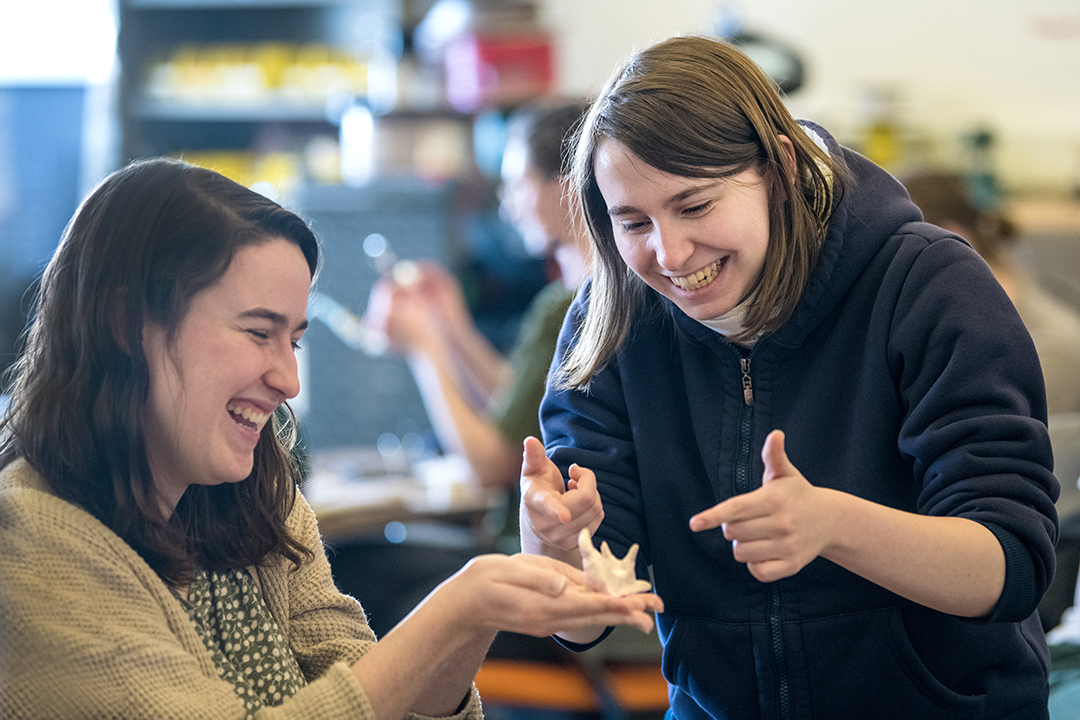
[259,492,377,677]
[261,490,483,720]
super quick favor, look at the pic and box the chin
[221,459,256,485]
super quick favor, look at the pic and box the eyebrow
[606,180,721,217]
[240,308,309,333]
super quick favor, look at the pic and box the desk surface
[303,449,499,544]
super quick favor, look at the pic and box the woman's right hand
[519,437,605,560]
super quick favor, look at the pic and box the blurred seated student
[363,99,591,550]
[0,157,662,719]
[904,171,1080,415]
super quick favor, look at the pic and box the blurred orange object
[473,658,669,714]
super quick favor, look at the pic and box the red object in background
[444,32,555,112]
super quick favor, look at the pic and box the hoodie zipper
[729,345,792,720]
[740,358,754,406]
[733,354,754,495]
[770,583,791,720]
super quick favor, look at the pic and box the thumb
[761,430,795,484]
[521,436,550,476]
[521,437,571,523]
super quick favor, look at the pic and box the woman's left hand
[688,430,831,582]
[358,553,663,720]
[428,553,664,637]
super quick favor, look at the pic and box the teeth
[671,261,720,291]
[226,403,270,429]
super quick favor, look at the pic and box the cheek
[617,232,653,261]
[613,238,637,269]
[145,352,182,417]
[751,221,772,268]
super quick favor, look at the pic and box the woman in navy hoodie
[519,34,1058,719]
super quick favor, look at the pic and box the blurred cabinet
[117,0,401,183]
[116,0,556,175]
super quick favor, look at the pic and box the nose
[651,222,694,271]
[266,341,301,401]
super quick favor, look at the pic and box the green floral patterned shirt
[177,568,307,716]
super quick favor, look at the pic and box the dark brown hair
[505,98,591,180]
[0,157,318,586]
[557,35,845,388]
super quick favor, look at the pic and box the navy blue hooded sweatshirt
[540,125,1059,720]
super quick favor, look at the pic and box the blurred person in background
[363,99,591,552]
[359,99,666,693]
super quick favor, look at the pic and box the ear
[777,134,797,173]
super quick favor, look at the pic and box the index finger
[689,493,766,533]
[510,553,589,589]
[555,589,665,633]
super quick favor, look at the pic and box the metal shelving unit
[116,0,399,161]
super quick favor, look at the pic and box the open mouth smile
[670,258,725,291]
[226,403,271,432]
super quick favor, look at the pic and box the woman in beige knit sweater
[0,158,662,719]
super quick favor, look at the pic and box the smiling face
[593,139,774,323]
[142,239,311,514]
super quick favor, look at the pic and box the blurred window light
[0,0,117,85]
[383,521,407,544]
[414,0,472,60]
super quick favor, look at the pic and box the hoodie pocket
[797,607,987,718]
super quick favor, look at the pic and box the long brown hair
[0,157,318,587]
[557,35,844,389]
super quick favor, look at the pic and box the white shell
[578,528,652,597]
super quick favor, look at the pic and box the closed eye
[248,328,304,351]
[682,200,713,216]
[619,218,652,234]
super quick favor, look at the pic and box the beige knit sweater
[0,458,483,720]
